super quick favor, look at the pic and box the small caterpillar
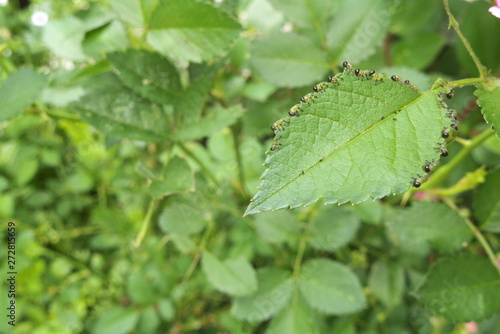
[300,93,316,104]
[423,160,437,173]
[412,174,428,188]
[289,104,301,116]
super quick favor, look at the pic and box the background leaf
[475,79,500,139]
[158,202,206,236]
[417,254,500,322]
[149,156,195,198]
[147,0,242,63]
[109,0,145,26]
[266,294,321,334]
[91,307,140,334]
[308,206,360,251]
[42,16,87,60]
[75,73,170,141]
[202,252,258,297]
[298,259,366,315]
[175,62,221,123]
[455,1,500,76]
[246,69,452,215]
[473,169,500,232]
[231,268,293,322]
[174,105,245,141]
[326,0,391,64]
[108,49,181,105]
[0,68,47,121]
[250,32,329,87]
[391,32,445,70]
[253,210,301,244]
[368,260,405,308]
[386,202,473,254]
[268,0,341,30]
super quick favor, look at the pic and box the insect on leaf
[245,66,455,215]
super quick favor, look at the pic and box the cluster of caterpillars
[411,86,459,188]
[269,61,426,153]
[268,62,460,191]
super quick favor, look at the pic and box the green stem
[447,77,485,88]
[293,231,309,277]
[443,198,500,276]
[443,0,488,80]
[293,207,317,277]
[44,109,82,122]
[420,128,494,190]
[231,126,250,199]
[181,218,214,284]
[31,103,83,122]
[133,199,158,247]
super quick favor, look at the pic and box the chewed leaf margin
[245,63,457,216]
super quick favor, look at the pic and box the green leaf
[475,79,500,139]
[308,206,360,251]
[108,50,181,105]
[417,254,500,322]
[353,201,383,225]
[147,0,242,63]
[231,267,293,322]
[82,21,129,57]
[456,1,500,76]
[92,307,140,334]
[390,0,441,36]
[137,307,160,334]
[174,105,245,141]
[253,210,300,245]
[474,169,500,232]
[158,202,206,236]
[387,202,472,254]
[201,252,258,297]
[266,294,321,334]
[42,16,86,60]
[75,5,115,31]
[268,0,341,30]
[158,299,175,321]
[0,68,47,121]
[175,62,221,123]
[127,270,157,305]
[331,319,356,334]
[326,0,391,64]
[245,69,453,215]
[109,0,144,26]
[250,32,329,87]
[368,260,405,308]
[298,259,366,314]
[149,156,194,198]
[391,32,445,70]
[74,73,170,142]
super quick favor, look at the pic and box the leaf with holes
[245,66,454,215]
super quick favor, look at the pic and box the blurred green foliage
[0,0,499,333]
